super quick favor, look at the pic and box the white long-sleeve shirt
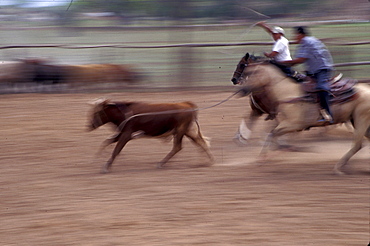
[272,36,292,62]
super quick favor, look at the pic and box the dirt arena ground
[0,91,369,246]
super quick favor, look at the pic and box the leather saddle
[300,74,358,104]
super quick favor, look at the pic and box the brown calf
[88,99,214,173]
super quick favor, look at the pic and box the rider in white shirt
[272,31,291,62]
[256,21,293,75]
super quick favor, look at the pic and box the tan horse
[236,63,370,174]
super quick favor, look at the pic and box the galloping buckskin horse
[231,53,278,144]
[235,62,370,175]
[88,99,214,173]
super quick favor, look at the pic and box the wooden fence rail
[0,40,369,49]
[0,42,368,69]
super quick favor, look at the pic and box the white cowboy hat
[272,26,285,35]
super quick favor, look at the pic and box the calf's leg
[96,132,121,156]
[157,134,184,168]
[102,133,131,173]
[185,126,214,164]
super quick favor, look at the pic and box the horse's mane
[247,62,297,83]
[247,60,275,67]
[114,102,136,108]
[249,54,269,63]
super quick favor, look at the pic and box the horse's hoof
[203,160,214,167]
[233,136,248,146]
[256,155,267,165]
[100,167,110,174]
[333,169,346,175]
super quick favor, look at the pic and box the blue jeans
[313,69,333,116]
[313,69,331,91]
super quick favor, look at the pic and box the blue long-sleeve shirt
[295,36,333,74]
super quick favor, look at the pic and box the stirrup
[292,71,306,82]
[332,73,343,83]
[318,109,333,124]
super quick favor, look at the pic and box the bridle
[233,63,247,76]
[232,61,249,85]
[92,107,107,128]
[92,103,133,129]
[233,54,270,83]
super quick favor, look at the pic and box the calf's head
[87,98,112,131]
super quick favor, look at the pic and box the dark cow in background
[0,58,65,84]
[20,58,66,84]
[0,58,139,92]
[88,99,214,173]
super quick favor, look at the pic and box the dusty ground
[0,91,369,246]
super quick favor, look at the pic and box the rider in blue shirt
[282,26,334,124]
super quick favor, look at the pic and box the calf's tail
[194,119,211,148]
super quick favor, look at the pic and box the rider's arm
[281,57,307,66]
[256,21,273,35]
[264,51,279,59]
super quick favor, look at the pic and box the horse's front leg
[258,122,300,162]
[256,132,272,163]
[234,108,262,145]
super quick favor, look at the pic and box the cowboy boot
[318,109,333,124]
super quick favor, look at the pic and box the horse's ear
[245,53,250,60]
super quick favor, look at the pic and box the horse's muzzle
[231,78,238,85]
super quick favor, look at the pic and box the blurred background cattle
[0,58,140,92]
[61,63,137,86]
